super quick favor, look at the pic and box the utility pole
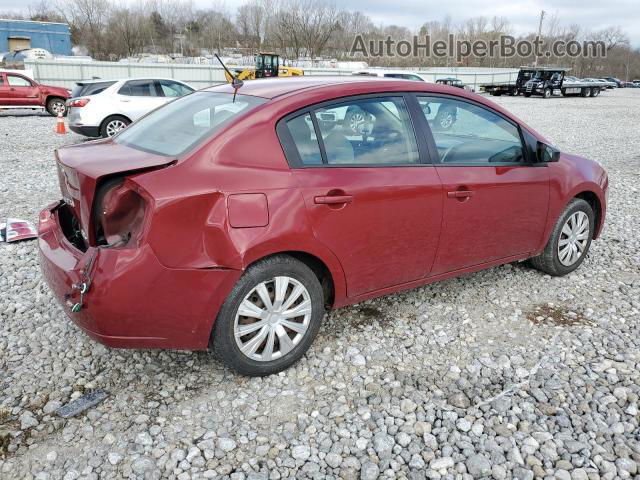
[533,10,545,67]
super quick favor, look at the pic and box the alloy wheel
[234,276,312,362]
[439,112,454,129]
[106,120,127,137]
[348,112,367,134]
[51,101,66,115]
[558,211,590,266]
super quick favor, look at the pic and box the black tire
[524,92,532,97]
[529,198,595,276]
[46,97,67,117]
[211,255,325,376]
[592,88,600,97]
[543,88,552,99]
[581,88,590,97]
[100,115,131,138]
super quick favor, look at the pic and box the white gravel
[1,90,639,480]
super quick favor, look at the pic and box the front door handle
[447,190,474,199]
[314,195,353,205]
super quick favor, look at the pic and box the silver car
[67,78,195,138]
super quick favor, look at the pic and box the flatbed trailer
[483,67,604,99]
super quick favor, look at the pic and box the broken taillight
[68,98,90,108]
[94,179,146,248]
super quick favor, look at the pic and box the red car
[0,71,70,116]
[38,77,608,375]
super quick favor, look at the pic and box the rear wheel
[100,115,130,138]
[344,107,371,135]
[46,97,66,116]
[530,198,594,276]
[524,92,532,97]
[592,88,600,97]
[581,88,590,97]
[212,255,325,376]
[434,108,456,130]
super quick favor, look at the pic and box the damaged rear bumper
[37,202,241,350]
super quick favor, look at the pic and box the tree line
[2,0,639,80]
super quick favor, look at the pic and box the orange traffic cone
[56,112,67,135]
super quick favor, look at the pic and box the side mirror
[537,142,560,163]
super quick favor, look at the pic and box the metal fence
[24,59,519,91]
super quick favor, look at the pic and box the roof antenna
[215,53,243,102]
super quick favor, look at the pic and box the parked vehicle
[436,77,473,91]
[595,79,616,89]
[352,69,427,81]
[224,53,304,82]
[0,70,70,115]
[67,78,195,138]
[604,77,623,87]
[485,67,602,98]
[38,76,608,376]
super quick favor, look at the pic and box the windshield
[115,92,267,156]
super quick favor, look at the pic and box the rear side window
[118,80,157,97]
[115,92,266,156]
[284,96,420,166]
[286,114,322,165]
[158,80,194,97]
[417,96,524,164]
[71,81,116,98]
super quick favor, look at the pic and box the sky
[1,0,638,47]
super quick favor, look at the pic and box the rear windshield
[71,81,116,98]
[115,92,267,157]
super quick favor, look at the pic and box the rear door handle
[447,190,474,198]
[314,195,353,205]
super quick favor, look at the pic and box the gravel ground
[1,90,639,480]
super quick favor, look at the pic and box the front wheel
[212,255,325,376]
[543,88,552,99]
[530,198,595,276]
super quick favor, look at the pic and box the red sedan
[38,77,608,375]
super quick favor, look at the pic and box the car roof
[75,77,188,85]
[203,75,431,99]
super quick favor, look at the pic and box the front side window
[119,80,156,97]
[116,92,266,156]
[286,97,420,166]
[417,96,525,164]
[7,75,32,87]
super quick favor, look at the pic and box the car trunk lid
[56,140,174,244]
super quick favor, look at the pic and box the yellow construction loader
[223,53,303,82]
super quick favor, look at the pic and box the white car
[67,78,195,138]
[351,69,428,82]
